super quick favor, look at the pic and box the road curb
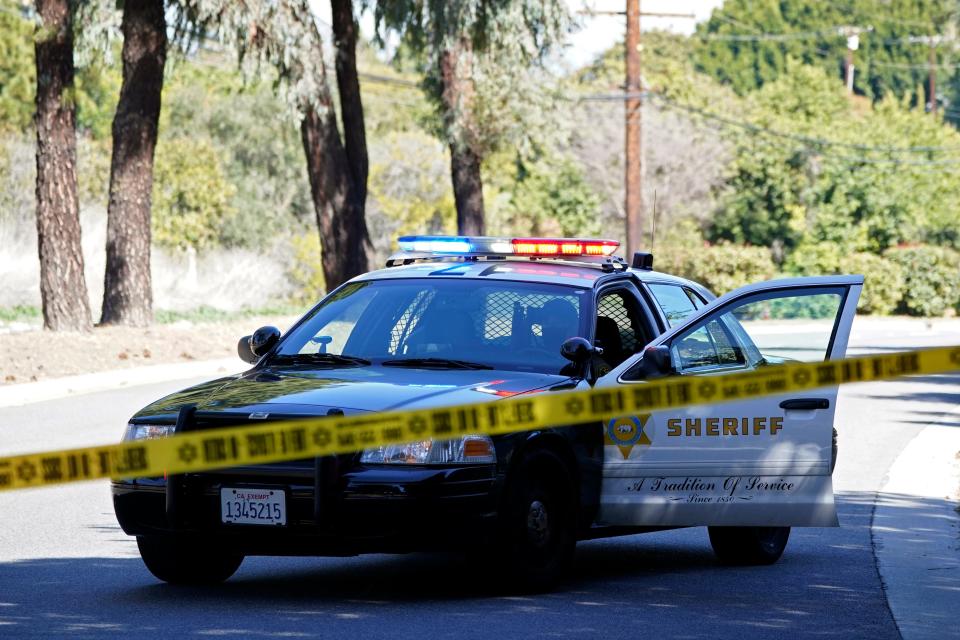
[0,357,244,408]
[872,411,960,640]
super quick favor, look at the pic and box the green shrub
[839,253,904,316]
[785,244,905,315]
[659,242,777,296]
[0,305,40,322]
[287,233,326,305]
[783,242,844,276]
[152,137,236,252]
[884,245,960,317]
[153,305,302,324]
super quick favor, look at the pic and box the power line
[698,27,860,42]
[709,12,762,34]
[868,60,958,70]
[662,99,960,168]
[882,35,956,45]
[563,90,960,167]
[648,93,960,156]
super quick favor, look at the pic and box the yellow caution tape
[1,346,958,492]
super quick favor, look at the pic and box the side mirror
[237,335,257,364]
[238,326,281,364]
[637,344,675,379]
[561,336,602,364]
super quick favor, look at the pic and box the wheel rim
[526,499,551,547]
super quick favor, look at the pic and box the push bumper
[112,461,501,556]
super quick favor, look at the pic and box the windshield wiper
[272,353,371,366]
[381,357,493,370]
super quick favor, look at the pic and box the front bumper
[112,459,501,556]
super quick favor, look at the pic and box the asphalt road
[0,319,958,639]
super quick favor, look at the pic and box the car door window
[674,319,745,371]
[673,289,845,372]
[594,289,651,375]
[722,290,846,363]
[624,285,850,380]
[647,283,698,326]
[685,287,707,309]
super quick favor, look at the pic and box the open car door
[594,276,863,528]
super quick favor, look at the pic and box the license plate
[220,487,286,526]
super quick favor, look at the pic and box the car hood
[132,365,573,420]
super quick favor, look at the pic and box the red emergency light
[510,238,619,257]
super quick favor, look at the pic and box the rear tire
[494,451,577,592]
[137,536,243,585]
[708,526,790,565]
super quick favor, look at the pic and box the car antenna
[650,189,658,253]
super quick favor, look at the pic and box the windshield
[275,279,589,374]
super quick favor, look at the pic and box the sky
[564,0,725,68]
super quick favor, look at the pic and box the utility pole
[906,35,951,116]
[838,26,866,95]
[930,40,937,115]
[580,3,693,255]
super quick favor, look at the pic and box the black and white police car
[113,235,862,588]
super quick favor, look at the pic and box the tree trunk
[449,142,485,235]
[331,0,367,204]
[439,46,485,235]
[300,105,368,292]
[295,0,369,294]
[100,0,166,326]
[33,0,92,332]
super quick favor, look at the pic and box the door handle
[779,398,830,410]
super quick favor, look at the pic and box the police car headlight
[123,423,176,441]
[360,435,496,465]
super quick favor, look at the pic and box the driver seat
[593,316,625,376]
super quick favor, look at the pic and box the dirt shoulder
[0,315,298,385]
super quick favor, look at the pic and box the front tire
[708,526,790,565]
[137,536,243,585]
[494,451,577,591]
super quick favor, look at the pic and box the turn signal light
[463,438,495,459]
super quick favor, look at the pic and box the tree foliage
[0,1,121,137]
[884,245,960,316]
[709,62,960,262]
[695,0,956,107]
[160,58,313,248]
[369,129,456,237]
[374,0,571,232]
[658,242,778,296]
[152,136,235,252]
[0,1,35,132]
[490,153,601,238]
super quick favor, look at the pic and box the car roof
[352,257,712,295]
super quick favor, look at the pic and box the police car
[112,235,862,588]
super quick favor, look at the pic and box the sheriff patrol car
[112,236,862,588]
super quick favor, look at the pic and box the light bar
[397,236,620,258]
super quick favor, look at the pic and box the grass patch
[0,305,41,322]
[154,304,304,324]
[0,304,303,326]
